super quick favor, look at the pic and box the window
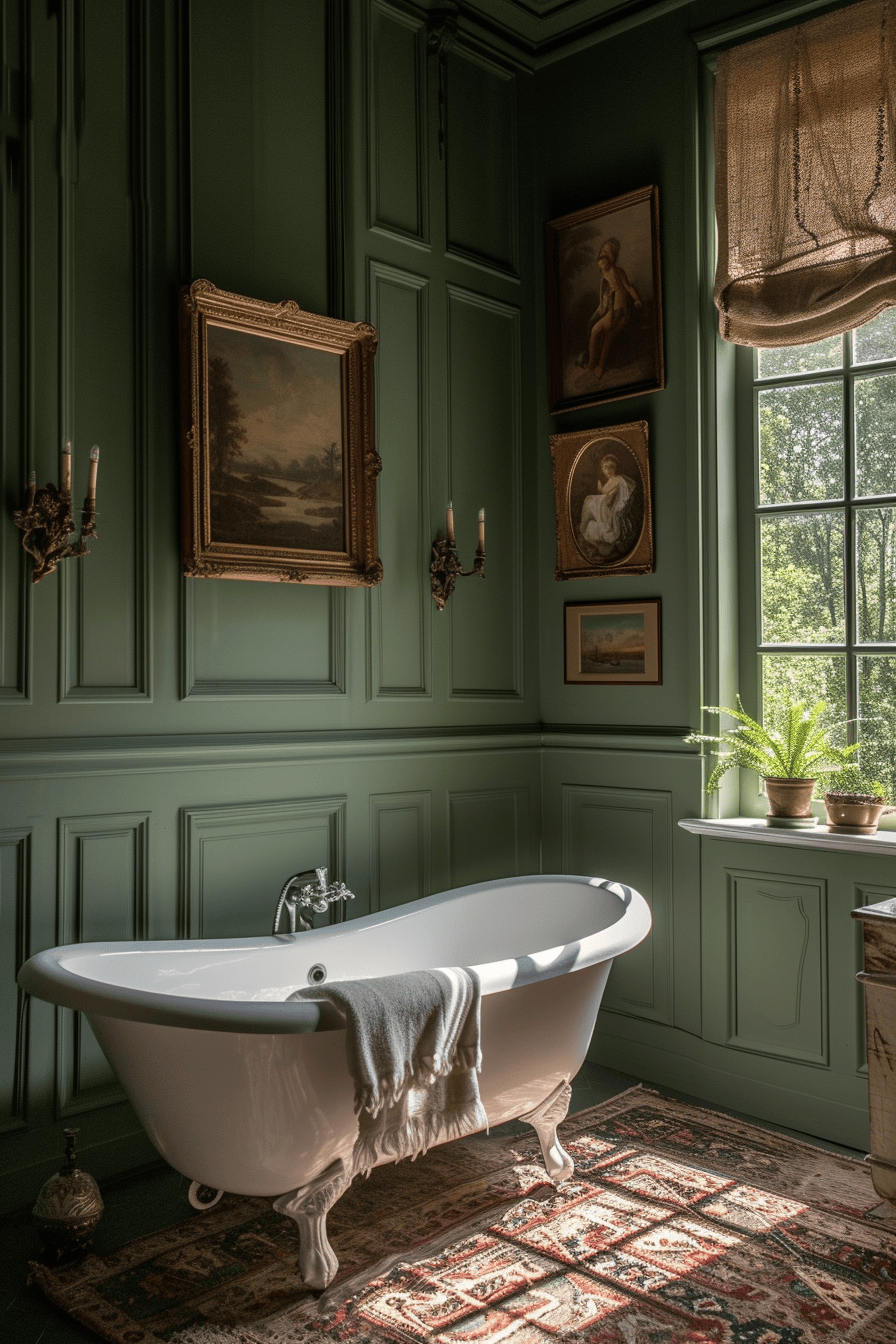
[739,308,896,798]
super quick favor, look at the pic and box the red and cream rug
[30,1086,896,1342]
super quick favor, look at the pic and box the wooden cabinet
[853,897,896,1208]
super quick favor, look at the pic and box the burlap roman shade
[714,0,896,347]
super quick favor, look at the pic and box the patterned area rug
[30,1086,896,1343]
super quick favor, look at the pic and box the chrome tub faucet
[272,867,354,935]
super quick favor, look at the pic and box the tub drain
[307,963,327,985]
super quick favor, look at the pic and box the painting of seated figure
[545,185,665,415]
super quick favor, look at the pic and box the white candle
[27,471,36,507]
[478,507,485,549]
[61,440,72,495]
[88,446,100,502]
[447,500,455,544]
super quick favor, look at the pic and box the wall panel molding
[181,583,346,699]
[326,0,348,317]
[708,868,828,1067]
[370,790,431,911]
[0,0,31,701]
[59,0,151,703]
[448,786,530,887]
[446,286,523,699]
[180,796,347,939]
[367,261,431,699]
[0,830,30,1134]
[55,812,150,1117]
[445,43,518,279]
[0,724,543,780]
[561,784,673,1024]
[367,0,429,246]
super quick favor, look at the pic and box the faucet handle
[315,866,328,890]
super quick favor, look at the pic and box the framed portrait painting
[178,279,382,586]
[565,599,662,686]
[550,420,654,580]
[545,185,664,414]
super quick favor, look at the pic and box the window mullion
[843,333,858,736]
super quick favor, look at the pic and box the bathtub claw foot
[519,1079,574,1184]
[274,1158,352,1291]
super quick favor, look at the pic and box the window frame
[695,2,896,823]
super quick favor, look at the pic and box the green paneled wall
[0,0,884,1215]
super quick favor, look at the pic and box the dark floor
[1,1063,867,1344]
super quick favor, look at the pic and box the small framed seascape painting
[545,185,664,414]
[178,279,383,586]
[564,599,662,686]
[550,420,653,580]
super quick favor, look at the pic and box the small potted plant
[685,696,859,827]
[822,765,894,835]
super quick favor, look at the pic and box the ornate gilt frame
[550,420,654,580]
[178,280,382,586]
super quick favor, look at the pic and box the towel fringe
[353,1100,487,1179]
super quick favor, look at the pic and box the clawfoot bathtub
[18,874,651,1289]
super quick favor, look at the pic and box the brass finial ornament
[32,1127,104,1262]
[13,440,100,582]
[430,502,486,610]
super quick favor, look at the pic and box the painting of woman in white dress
[571,439,643,566]
[550,420,654,580]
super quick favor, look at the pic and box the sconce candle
[430,504,486,610]
[61,440,72,496]
[87,446,100,502]
[13,440,100,583]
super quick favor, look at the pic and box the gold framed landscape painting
[565,599,662,686]
[550,420,654,580]
[545,185,664,414]
[178,279,382,586]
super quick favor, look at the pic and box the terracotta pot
[823,792,887,834]
[764,776,816,819]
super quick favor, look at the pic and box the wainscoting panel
[367,262,430,698]
[183,582,344,698]
[0,831,29,1133]
[60,0,149,701]
[446,46,518,276]
[448,787,530,888]
[55,814,150,1117]
[706,868,827,1067]
[368,0,427,244]
[447,287,522,699]
[370,791,431,911]
[180,797,347,939]
[561,784,673,1025]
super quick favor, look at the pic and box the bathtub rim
[17,874,651,1035]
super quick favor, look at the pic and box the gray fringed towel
[290,967,486,1177]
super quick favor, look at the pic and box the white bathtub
[18,873,650,1287]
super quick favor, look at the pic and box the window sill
[678,815,896,856]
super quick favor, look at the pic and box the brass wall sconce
[430,502,486,610]
[13,441,100,583]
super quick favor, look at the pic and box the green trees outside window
[747,309,896,801]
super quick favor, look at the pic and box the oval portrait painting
[568,436,645,568]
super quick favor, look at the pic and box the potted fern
[685,696,859,827]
